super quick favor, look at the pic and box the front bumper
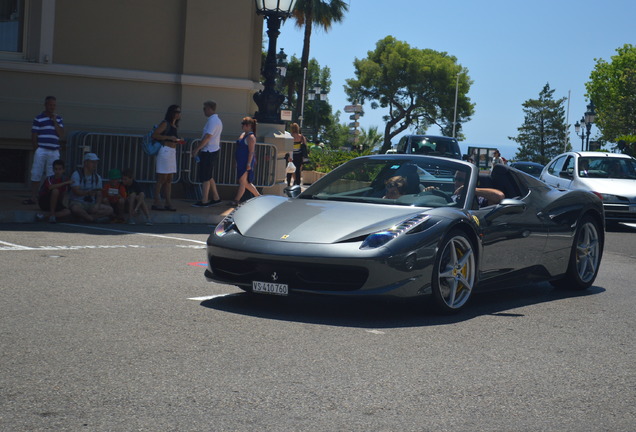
[204,233,439,298]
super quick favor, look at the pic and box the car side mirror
[284,185,302,198]
[484,198,526,223]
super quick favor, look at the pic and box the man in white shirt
[192,100,223,207]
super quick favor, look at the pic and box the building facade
[0,0,265,186]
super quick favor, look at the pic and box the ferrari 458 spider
[205,155,604,313]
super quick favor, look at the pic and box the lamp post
[307,82,328,142]
[583,101,596,151]
[574,118,585,151]
[573,101,596,151]
[452,72,460,138]
[253,0,298,124]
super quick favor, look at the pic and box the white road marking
[366,330,385,335]
[188,293,238,301]
[0,240,30,250]
[61,223,207,244]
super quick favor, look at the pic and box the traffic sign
[348,122,360,128]
[344,104,362,113]
[349,114,360,120]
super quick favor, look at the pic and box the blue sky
[275,0,635,158]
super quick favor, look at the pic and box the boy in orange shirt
[102,168,127,222]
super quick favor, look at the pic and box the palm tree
[292,0,349,80]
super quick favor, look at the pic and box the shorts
[156,145,177,174]
[30,147,60,182]
[69,199,95,212]
[38,194,66,212]
[198,150,219,183]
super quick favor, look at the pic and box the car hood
[575,178,636,198]
[233,195,431,243]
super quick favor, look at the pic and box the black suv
[394,135,462,160]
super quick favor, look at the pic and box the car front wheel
[431,231,476,313]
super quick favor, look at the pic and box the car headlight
[599,193,623,202]
[360,214,431,250]
[214,215,236,237]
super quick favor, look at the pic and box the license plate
[252,281,289,296]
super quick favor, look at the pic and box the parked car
[509,161,545,178]
[205,154,604,313]
[395,135,462,160]
[540,151,636,224]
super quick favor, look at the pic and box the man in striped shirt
[26,96,65,205]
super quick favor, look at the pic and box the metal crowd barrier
[66,132,278,197]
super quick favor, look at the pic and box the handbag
[286,161,297,174]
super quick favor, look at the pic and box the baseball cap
[84,153,99,161]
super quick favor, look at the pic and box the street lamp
[573,101,597,151]
[574,118,585,151]
[307,82,328,142]
[584,101,596,151]
[276,48,288,77]
[253,0,298,124]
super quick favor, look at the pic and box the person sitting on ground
[452,170,504,207]
[383,176,408,199]
[102,168,127,223]
[68,153,113,223]
[37,159,72,223]
[121,168,152,225]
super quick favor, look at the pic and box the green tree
[358,126,384,152]
[344,36,474,153]
[277,55,333,137]
[292,0,349,73]
[585,44,636,149]
[510,83,569,164]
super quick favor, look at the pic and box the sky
[274,0,635,158]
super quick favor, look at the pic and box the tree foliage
[585,44,636,148]
[344,36,474,153]
[510,83,569,164]
[292,0,349,72]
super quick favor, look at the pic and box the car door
[541,155,575,190]
[475,173,548,282]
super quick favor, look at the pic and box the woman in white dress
[152,105,183,211]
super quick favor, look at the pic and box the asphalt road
[1,222,635,431]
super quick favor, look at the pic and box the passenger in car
[579,158,590,177]
[453,171,504,207]
[383,176,408,199]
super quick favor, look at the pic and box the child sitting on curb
[121,168,152,225]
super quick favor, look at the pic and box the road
[0,222,635,431]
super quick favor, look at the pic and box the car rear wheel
[431,231,476,313]
[552,215,602,290]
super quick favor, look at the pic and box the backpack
[141,122,163,156]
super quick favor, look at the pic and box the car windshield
[412,137,461,159]
[579,157,636,179]
[299,156,471,208]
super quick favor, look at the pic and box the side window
[547,156,566,175]
[396,136,407,153]
[0,0,25,53]
[563,156,575,174]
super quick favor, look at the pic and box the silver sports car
[205,155,605,313]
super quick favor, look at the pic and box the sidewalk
[0,189,234,225]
